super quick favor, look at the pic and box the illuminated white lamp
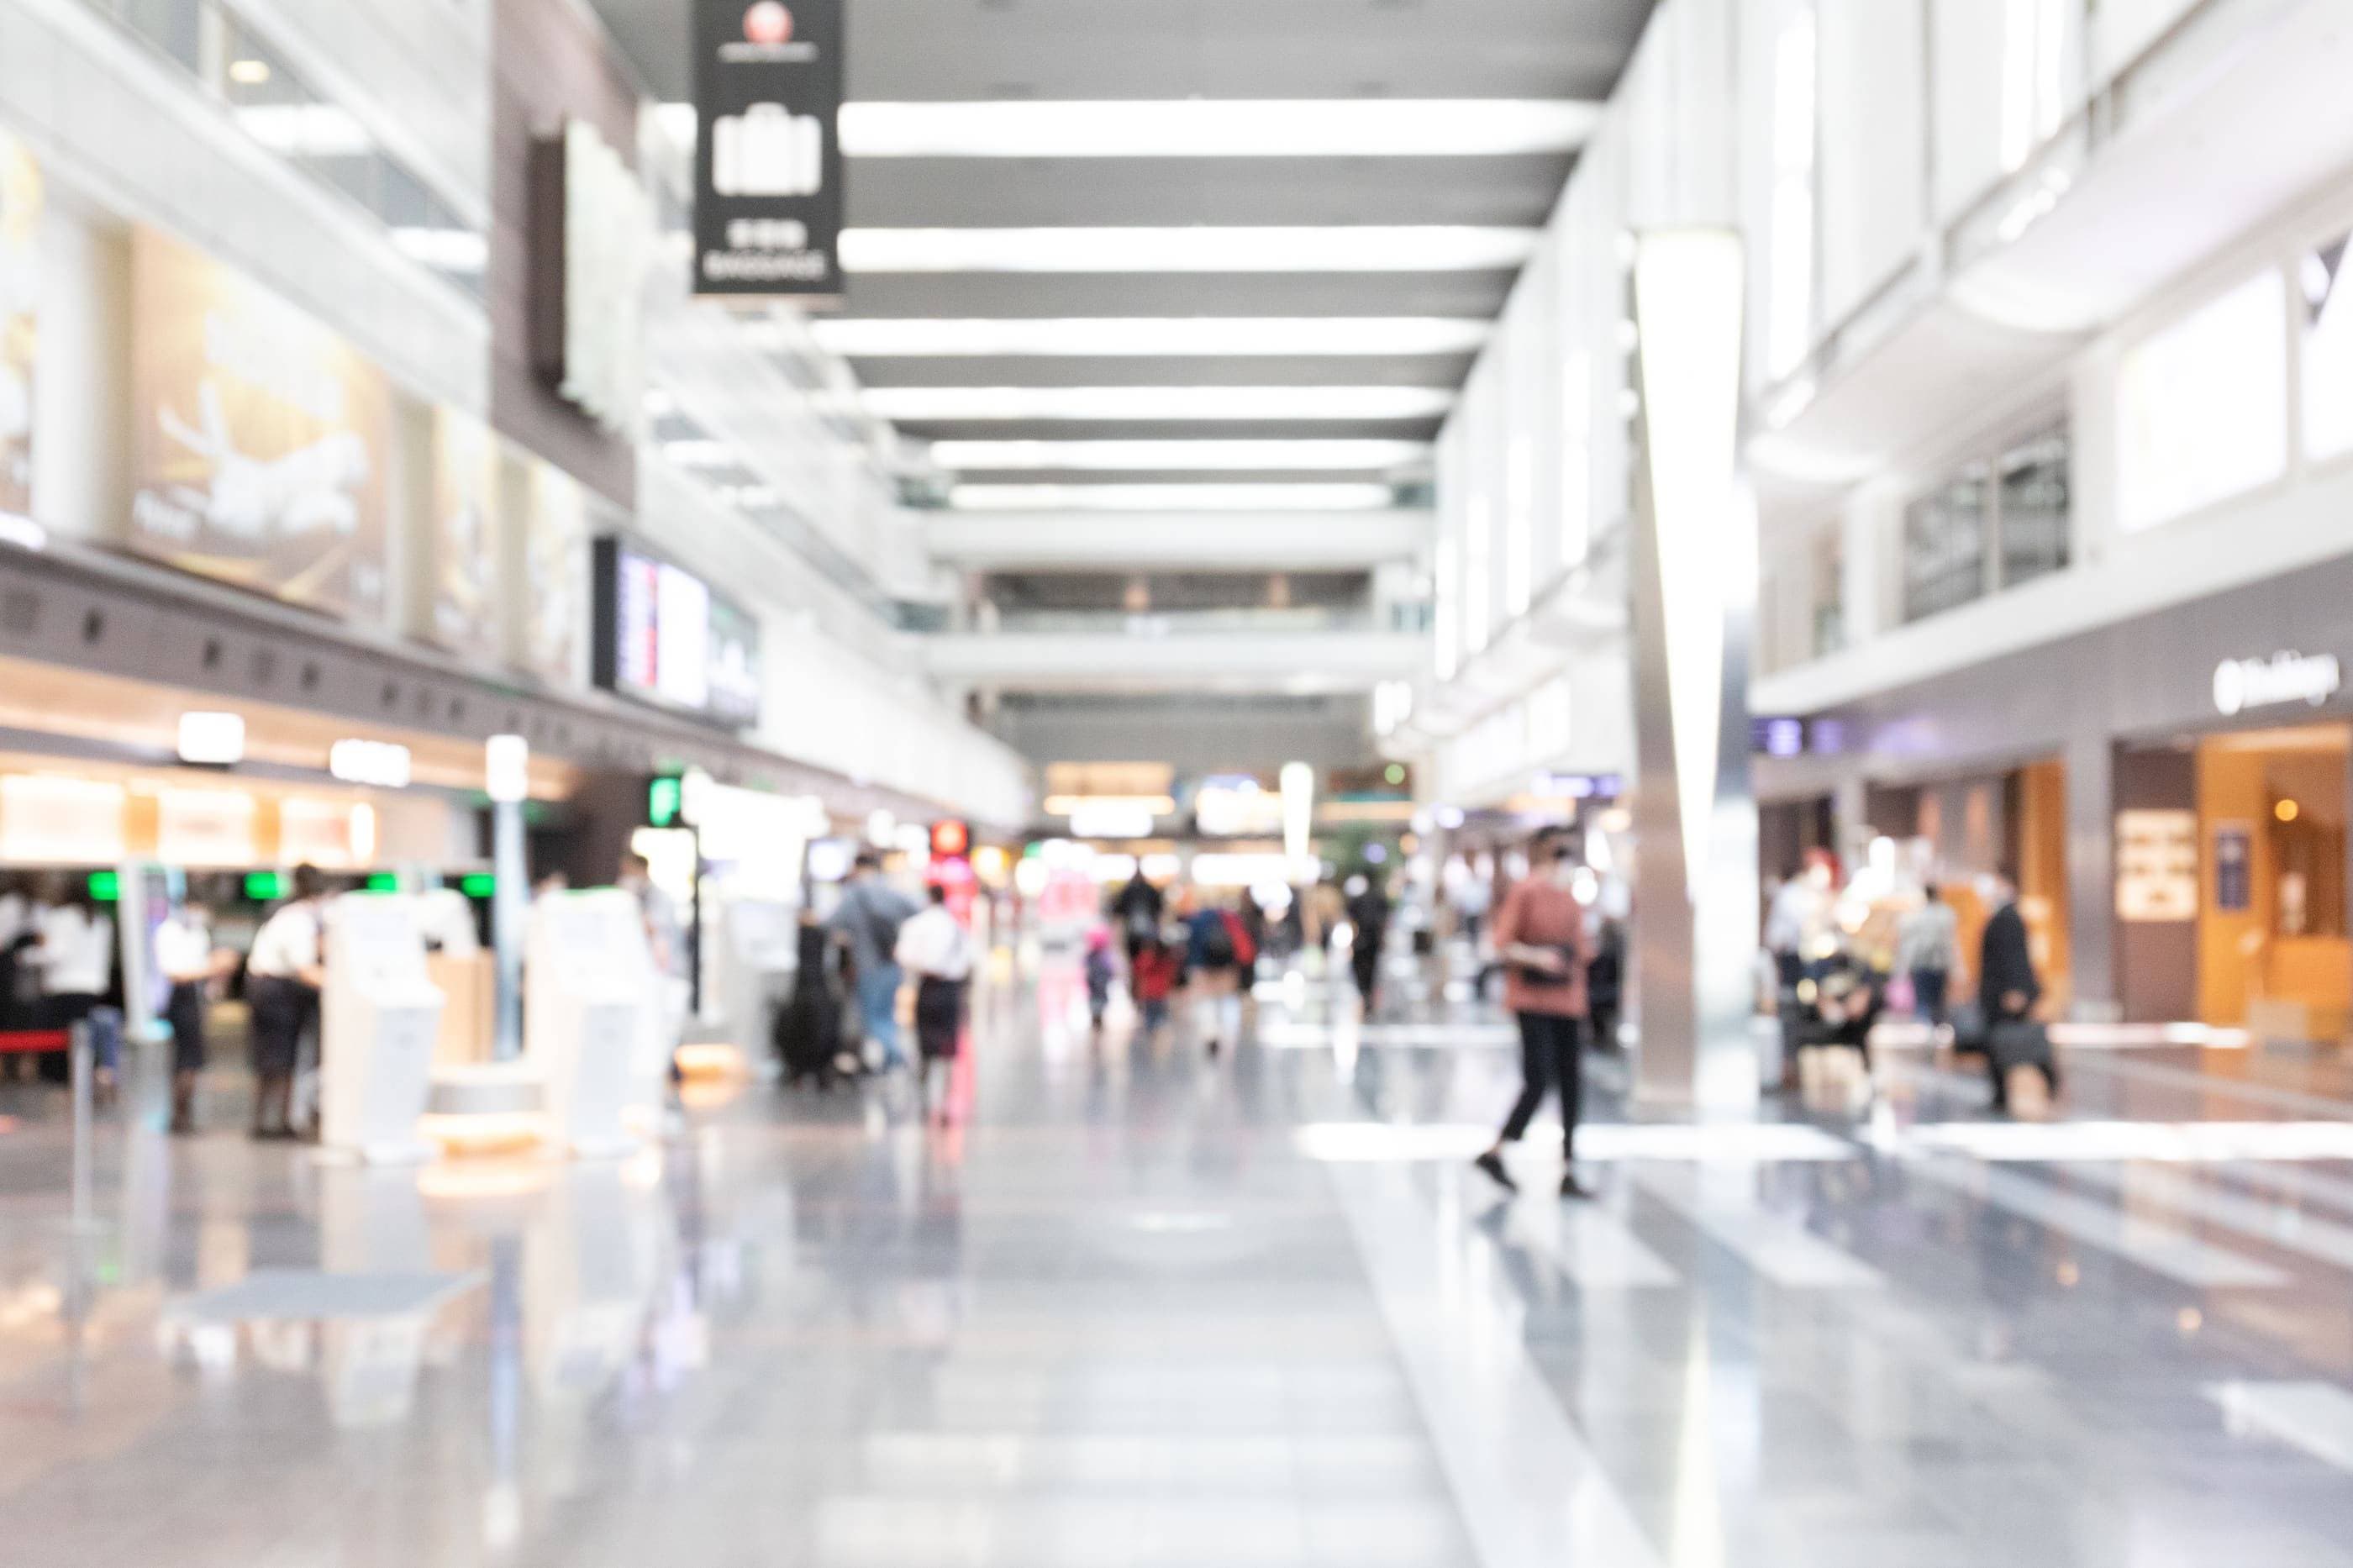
[1632,228,1746,897]
[485,735,530,804]
[329,739,413,789]
[177,712,246,766]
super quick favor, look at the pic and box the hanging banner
[128,229,392,618]
[515,457,587,686]
[427,408,501,661]
[692,0,845,299]
[0,133,40,522]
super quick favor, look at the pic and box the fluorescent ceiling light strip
[809,317,1492,358]
[929,439,1430,471]
[950,483,1396,512]
[836,228,1539,275]
[865,386,1455,421]
[837,99,1601,159]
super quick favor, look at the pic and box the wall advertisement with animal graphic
[0,133,39,522]
[428,406,501,660]
[128,228,392,618]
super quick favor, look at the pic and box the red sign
[931,819,971,859]
[744,3,792,44]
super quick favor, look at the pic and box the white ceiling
[593,0,1654,457]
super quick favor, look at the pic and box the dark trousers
[246,976,318,1076]
[166,981,208,1073]
[1351,937,1382,1003]
[1498,1012,1587,1160]
[914,976,966,1060]
[1911,968,1950,1026]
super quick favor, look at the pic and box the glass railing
[77,0,486,300]
[987,608,1393,637]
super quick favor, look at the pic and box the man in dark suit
[1978,867,2055,1109]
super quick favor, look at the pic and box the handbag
[1987,1018,2055,1075]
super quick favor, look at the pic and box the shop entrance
[2195,724,2351,1041]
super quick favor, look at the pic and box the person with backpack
[1110,869,1165,964]
[829,851,918,1073]
[1185,892,1256,1056]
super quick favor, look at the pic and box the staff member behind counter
[245,866,330,1142]
[155,897,229,1137]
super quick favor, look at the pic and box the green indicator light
[366,871,401,892]
[1384,764,1407,786]
[649,776,683,828]
[245,871,287,902]
[87,871,120,903]
[460,872,497,899]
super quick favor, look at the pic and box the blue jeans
[858,964,905,1069]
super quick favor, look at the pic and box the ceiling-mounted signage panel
[693,0,845,299]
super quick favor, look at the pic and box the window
[85,0,487,298]
[1902,422,2073,624]
[1997,426,2070,587]
[1811,533,1845,657]
[1766,3,1819,379]
[2115,271,2287,533]
[1903,463,1991,623]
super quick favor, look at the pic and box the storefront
[1759,552,2353,1037]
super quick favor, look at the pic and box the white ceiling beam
[924,509,1432,571]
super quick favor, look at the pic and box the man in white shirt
[893,884,973,1119]
[155,900,222,1135]
[245,866,329,1140]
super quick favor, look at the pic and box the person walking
[1896,885,1962,1032]
[1978,867,2056,1111]
[245,866,330,1140]
[1110,868,1165,965]
[1345,874,1392,1016]
[155,896,222,1134]
[1186,894,1255,1056]
[1083,927,1117,1032]
[894,883,976,1120]
[1586,916,1625,1053]
[831,851,918,1073]
[1472,828,1596,1200]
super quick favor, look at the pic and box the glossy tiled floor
[5,948,2353,1566]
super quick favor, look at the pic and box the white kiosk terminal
[527,888,656,1157]
[319,893,446,1165]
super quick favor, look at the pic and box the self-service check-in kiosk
[319,893,446,1164]
[528,889,655,1157]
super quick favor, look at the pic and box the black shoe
[1561,1173,1598,1201]
[1205,1039,1222,1057]
[1473,1150,1518,1193]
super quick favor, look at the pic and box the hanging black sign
[692,0,845,299]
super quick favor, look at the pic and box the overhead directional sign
[693,0,845,299]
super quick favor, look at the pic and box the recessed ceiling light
[929,439,1430,471]
[839,227,1539,274]
[863,386,1455,421]
[949,483,1398,512]
[836,99,1598,158]
[229,58,272,86]
[810,318,1490,357]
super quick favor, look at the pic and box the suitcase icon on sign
[713,103,824,197]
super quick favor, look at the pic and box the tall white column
[1626,229,1761,1113]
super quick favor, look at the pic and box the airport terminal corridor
[4,958,2353,1568]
